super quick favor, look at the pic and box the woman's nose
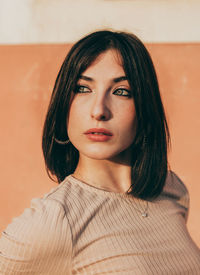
[90,96,111,121]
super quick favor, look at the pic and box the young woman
[0,30,200,274]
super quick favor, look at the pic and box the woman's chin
[79,147,131,163]
[78,147,118,161]
[81,152,115,161]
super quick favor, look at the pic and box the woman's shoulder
[42,175,74,205]
[3,175,77,239]
[0,180,73,273]
[1,185,73,248]
[163,170,189,197]
[0,175,80,242]
[161,170,190,215]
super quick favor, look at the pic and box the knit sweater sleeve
[0,197,72,274]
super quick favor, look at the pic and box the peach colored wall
[0,43,199,248]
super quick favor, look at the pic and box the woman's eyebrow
[79,75,93,81]
[113,76,128,83]
[79,75,128,83]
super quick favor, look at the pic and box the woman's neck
[73,155,133,193]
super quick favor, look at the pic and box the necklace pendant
[142,212,148,218]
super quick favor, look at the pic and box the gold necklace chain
[127,193,149,218]
[73,173,149,218]
[125,187,149,218]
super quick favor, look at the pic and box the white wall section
[0,0,200,44]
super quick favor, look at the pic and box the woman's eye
[75,85,91,93]
[113,88,131,97]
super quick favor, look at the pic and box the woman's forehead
[81,49,125,78]
[91,49,123,67]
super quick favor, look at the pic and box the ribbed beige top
[0,171,200,274]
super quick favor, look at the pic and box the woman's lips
[84,128,113,142]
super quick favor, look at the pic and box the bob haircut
[42,30,170,200]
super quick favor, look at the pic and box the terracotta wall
[0,43,199,247]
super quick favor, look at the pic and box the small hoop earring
[54,137,70,145]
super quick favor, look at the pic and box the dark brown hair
[42,30,170,200]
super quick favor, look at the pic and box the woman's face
[67,49,137,162]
